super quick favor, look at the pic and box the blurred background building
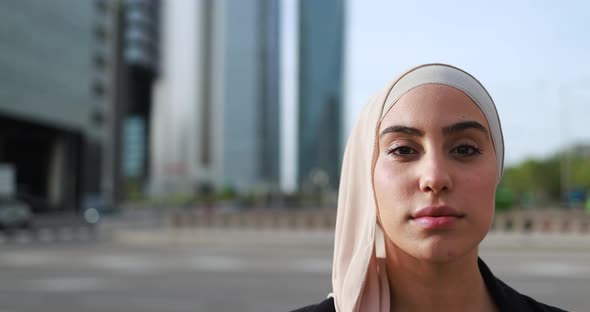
[147,0,346,203]
[0,0,161,215]
[0,1,97,214]
[297,0,344,191]
[93,0,160,210]
[150,0,281,197]
[0,0,348,216]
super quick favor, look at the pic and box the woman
[294,64,566,312]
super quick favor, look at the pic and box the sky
[344,0,590,163]
[281,0,590,191]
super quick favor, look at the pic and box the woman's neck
[385,246,496,312]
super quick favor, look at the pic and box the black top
[292,258,567,312]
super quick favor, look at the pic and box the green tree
[500,144,590,207]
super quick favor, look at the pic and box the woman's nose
[418,154,453,194]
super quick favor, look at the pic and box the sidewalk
[111,227,590,250]
[481,232,590,250]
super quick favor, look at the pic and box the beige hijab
[332,63,504,312]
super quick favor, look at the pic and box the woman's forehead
[380,84,490,130]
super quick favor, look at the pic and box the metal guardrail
[164,209,590,234]
[0,212,102,244]
[0,223,99,244]
[491,211,590,233]
[165,210,337,231]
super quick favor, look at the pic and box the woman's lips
[413,216,460,229]
[411,205,465,229]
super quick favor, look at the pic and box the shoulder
[479,258,568,312]
[495,278,568,312]
[522,296,568,312]
[290,297,335,312]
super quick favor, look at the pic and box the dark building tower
[298,0,345,190]
[94,0,159,207]
[121,0,160,193]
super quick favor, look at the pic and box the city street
[0,230,589,311]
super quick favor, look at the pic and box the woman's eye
[387,146,417,156]
[451,144,481,156]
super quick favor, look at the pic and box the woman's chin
[401,236,480,264]
[417,248,468,263]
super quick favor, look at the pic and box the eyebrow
[379,125,424,138]
[379,121,488,139]
[442,121,488,136]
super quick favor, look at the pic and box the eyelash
[451,144,482,156]
[385,144,482,158]
[386,146,416,156]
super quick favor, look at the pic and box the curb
[112,228,334,247]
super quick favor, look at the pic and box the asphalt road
[0,230,589,312]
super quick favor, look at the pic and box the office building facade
[298,0,345,190]
[0,1,98,213]
[150,0,280,195]
[221,0,281,192]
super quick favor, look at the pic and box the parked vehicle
[0,197,33,232]
[82,194,113,215]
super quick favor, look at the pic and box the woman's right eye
[386,146,417,156]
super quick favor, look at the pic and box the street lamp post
[559,86,570,208]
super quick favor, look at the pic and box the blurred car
[0,197,33,232]
[15,192,49,214]
[82,194,113,215]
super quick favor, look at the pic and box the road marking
[90,255,157,274]
[24,277,108,293]
[188,256,246,272]
[290,259,332,273]
[517,262,590,278]
[0,252,59,267]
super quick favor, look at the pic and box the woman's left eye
[450,144,481,156]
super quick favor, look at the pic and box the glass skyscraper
[220,0,281,192]
[151,0,281,195]
[298,0,345,189]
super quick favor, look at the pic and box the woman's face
[374,84,497,263]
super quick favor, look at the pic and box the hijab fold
[332,63,504,312]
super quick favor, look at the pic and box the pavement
[1,222,589,311]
